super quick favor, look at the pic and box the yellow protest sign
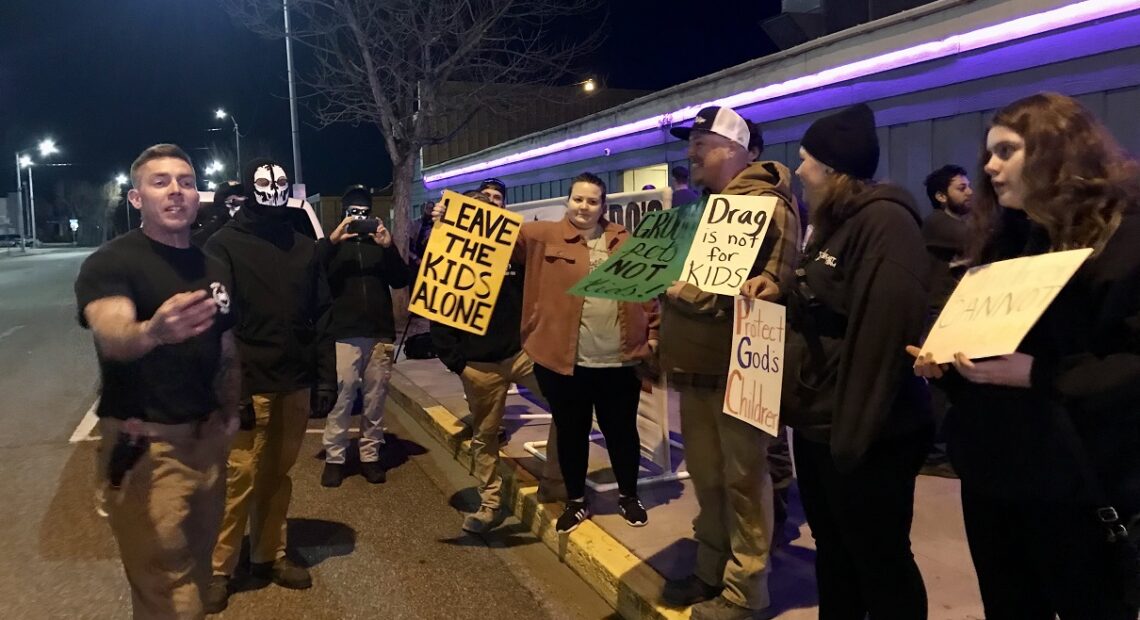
[919,248,1093,364]
[723,297,785,436]
[408,190,523,335]
[682,195,777,296]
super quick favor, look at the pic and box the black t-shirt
[75,230,237,424]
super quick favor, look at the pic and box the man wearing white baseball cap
[659,106,801,620]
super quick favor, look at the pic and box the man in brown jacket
[659,106,801,620]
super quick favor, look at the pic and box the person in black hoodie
[316,186,409,488]
[912,92,1140,619]
[192,180,243,247]
[430,189,563,535]
[771,103,932,618]
[203,157,335,612]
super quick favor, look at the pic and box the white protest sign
[682,194,777,296]
[920,248,1092,364]
[724,297,785,436]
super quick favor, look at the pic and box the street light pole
[284,0,303,186]
[27,164,36,248]
[214,110,242,171]
[13,152,26,253]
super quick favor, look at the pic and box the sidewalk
[387,352,986,619]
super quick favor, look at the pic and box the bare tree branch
[221,0,605,312]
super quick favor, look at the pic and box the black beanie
[341,185,371,211]
[801,103,880,180]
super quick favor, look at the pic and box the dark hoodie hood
[809,182,921,252]
[720,161,797,207]
[852,183,922,227]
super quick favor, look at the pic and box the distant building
[413,0,1140,220]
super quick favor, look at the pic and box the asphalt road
[0,248,614,619]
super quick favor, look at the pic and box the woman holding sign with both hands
[911,93,1140,618]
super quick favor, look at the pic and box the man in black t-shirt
[75,144,240,619]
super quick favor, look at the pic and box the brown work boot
[203,575,230,614]
[252,557,312,590]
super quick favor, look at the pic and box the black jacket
[317,237,410,341]
[430,263,524,374]
[783,184,932,472]
[941,208,1140,513]
[204,206,336,397]
[922,208,968,318]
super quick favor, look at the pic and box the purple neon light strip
[424,0,1140,185]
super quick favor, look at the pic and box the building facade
[413,0,1140,221]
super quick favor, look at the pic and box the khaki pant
[459,350,561,510]
[212,389,310,576]
[678,382,774,610]
[323,338,394,464]
[98,416,228,620]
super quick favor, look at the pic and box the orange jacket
[516,216,660,376]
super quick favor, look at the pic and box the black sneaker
[360,461,387,484]
[252,557,312,590]
[555,500,590,534]
[662,574,723,607]
[618,495,648,527]
[203,575,230,614]
[321,462,345,488]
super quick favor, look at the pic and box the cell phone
[347,218,380,235]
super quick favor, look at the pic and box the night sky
[1,0,780,197]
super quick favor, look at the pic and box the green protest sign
[567,199,704,302]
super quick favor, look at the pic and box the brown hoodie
[659,161,802,378]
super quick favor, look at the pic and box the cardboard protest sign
[682,194,777,296]
[567,200,704,302]
[919,248,1093,364]
[408,190,523,335]
[723,297,785,436]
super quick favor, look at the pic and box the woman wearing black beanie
[756,103,933,617]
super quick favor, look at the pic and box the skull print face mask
[252,164,290,207]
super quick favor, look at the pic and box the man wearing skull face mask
[202,157,336,611]
[315,185,410,487]
[192,180,243,247]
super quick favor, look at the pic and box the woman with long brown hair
[773,103,933,618]
[912,92,1140,618]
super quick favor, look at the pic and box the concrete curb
[388,368,688,620]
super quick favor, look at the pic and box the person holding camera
[75,144,240,618]
[317,186,410,487]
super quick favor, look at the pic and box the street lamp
[582,78,597,93]
[115,173,130,233]
[214,108,241,170]
[13,139,59,248]
[38,139,58,157]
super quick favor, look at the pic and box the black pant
[962,489,1139,620]
[794,427,931,620]
[533,364,642,499]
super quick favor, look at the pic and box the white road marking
[69,399,101,443]
[0,325,24,342]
